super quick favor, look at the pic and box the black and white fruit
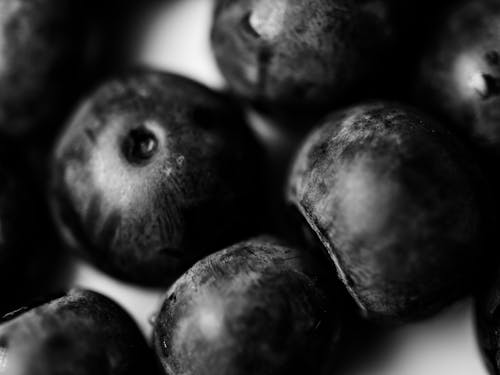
[287,102,486,322]
[153,237,343,375]
[0,289,160,375]
[50,70,261,285]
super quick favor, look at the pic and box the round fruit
[418,0,500,146]
[50,69,261,285]
[211,0,394,114]
[153,237,343,375]
[287,102,486,322]
[0,0,97,138]
[0,289,160,375]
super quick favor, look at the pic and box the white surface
[71,0,490,374]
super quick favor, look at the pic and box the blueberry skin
[211,0,394,114]
[417,0,500,147]
[287,103,486,322]
[153,237,343,375]
[0,289,160,375]
[50,70,261,286]
[0,0,98,138]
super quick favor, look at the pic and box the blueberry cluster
[0,0,500,374]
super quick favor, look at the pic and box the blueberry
[211,0,395,115]
[287,103,487,322]
[0,0,100,138]
[153,237,344,375]
[417,0,500,146]
[0,289,161,375]
[50,69,262,285]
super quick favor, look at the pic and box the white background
[69,1,489,374]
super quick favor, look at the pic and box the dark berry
[153,237,344,375]
[211,0,395,115]
[0,289,161,375]
[50,69,262,285]
[287,102,487,322]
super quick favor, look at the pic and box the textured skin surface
[418,0,500,146]
[0,289,160,375]
[50,70,261,285]
[0,0,94,138]
[287,103,485,322]
[153,237,343,375]
[211,0,394,113]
